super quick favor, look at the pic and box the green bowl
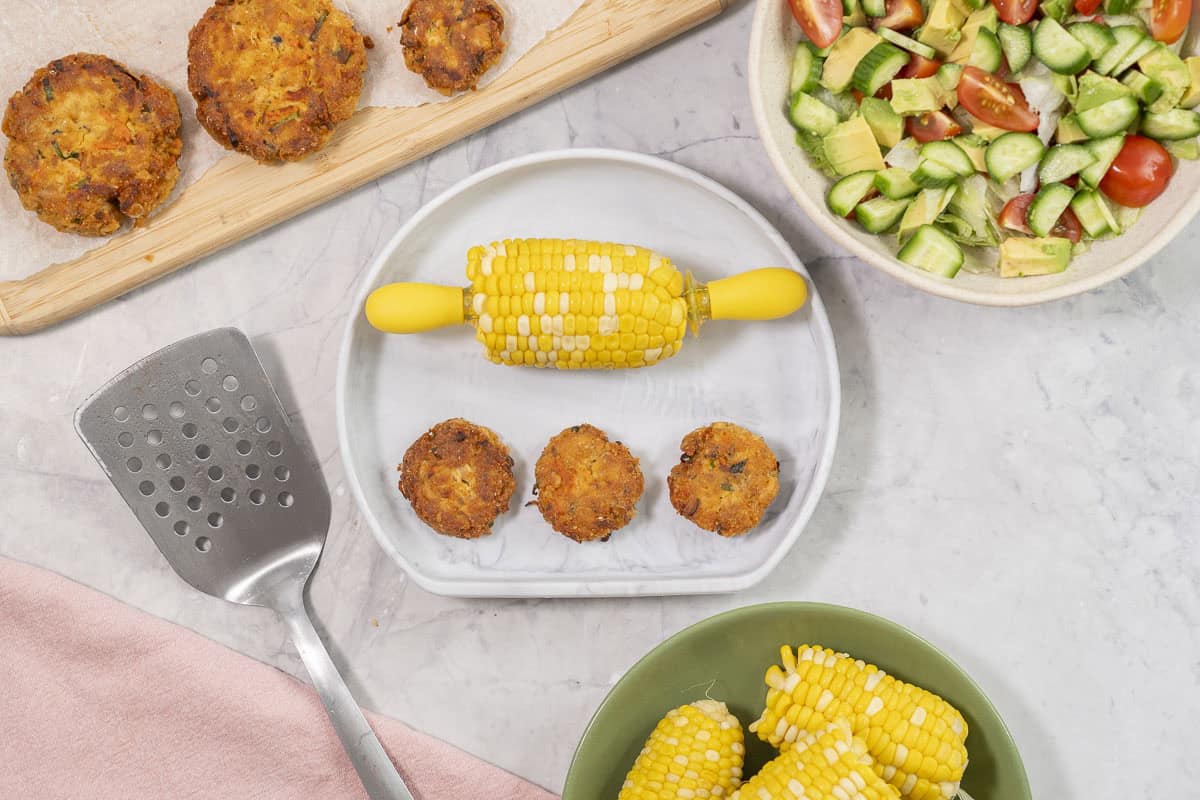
[563,602,1029,800]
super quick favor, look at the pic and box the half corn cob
[619,699,746,799]
[748,646,968,800]
[364,238,809,369]
[731,719,899,800]
[467,239,689,368]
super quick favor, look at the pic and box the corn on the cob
[466,238,691,369]
[748,646,968,800]
[731,719,899,800]
[619,699,746,799]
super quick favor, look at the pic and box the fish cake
[533,424,644,542]
[668,422,780,537]
[2,53,182,236]
[400,0,506,96]
[398,418,516,539]
[188,0,367,163]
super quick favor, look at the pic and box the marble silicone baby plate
[336,149,840,597]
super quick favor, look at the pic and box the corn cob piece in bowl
[364,238,808,369]
[748,646,968,800]
[619,698,745,799]
[731,719,898,800]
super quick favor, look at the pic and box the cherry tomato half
[992,0,1037,24]
[897,54,942,79]
[1151,0,1191,43]
[1075,0,1103,15]
[1100,135,1174,207]
[907,111,964,142]
[787,0,845,49]
[875,0,924,30]
[957,66,1039,132]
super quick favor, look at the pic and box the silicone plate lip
[563,602,1032,800]
[335,148,842,598]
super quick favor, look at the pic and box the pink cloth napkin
[0,557,557,800]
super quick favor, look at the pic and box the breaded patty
[398,418,515,539]
[668,422,780,537]
[400,0,506,96]
[188,0,367,162]
[2,54,182,236]
[533,424,644,542]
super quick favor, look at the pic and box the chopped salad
[783,0,1198,277]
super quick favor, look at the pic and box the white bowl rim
[747,0,1200,306]
[335,147,843,597]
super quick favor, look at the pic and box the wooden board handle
[0,0,728,336]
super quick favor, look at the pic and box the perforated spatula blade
[75,327,412,800]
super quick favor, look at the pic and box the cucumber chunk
[853,42,911,97]
[897,225,964,277]
[1112,37,1159,78]
[790,42,825,94]
[997,23,1033,73]
[968,28,1003,72]
[1070,189,1120,237]
[789,91,840,136]
[1038,144,1097,184]
[1165,138,1200,160]
[999,237,1073,277]
[985,132,1045,183]
[1068,22,1117,62]
[1140,109,1200,140]
[863,0,886,16]
[912,159,960,188]
[920,140,976,176]
[1076,95,1140,138]
[854,195,912,233]
[877,27,937,60]
[1080,135,1126,187]
[936,63,964,92]
[1033,18,1092,75]
[874,167,922,199]
[1027,182,1076,237]
[1093,26,1145,76]
[827,171,880,217]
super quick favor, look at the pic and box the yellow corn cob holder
[364,238,808,369]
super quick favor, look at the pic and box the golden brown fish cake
[398,418,516,539]
[2,53,182,236]
[533,424,644,543]
[187,0,367,163]
[399,0,506,96]
[668,422,780,537]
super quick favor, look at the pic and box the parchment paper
[0,0,584,279]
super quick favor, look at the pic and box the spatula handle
[276,596,414,800]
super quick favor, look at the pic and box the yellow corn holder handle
[364,239,807,369]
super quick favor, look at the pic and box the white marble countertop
[3,2,1198,796]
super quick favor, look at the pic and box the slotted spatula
[74,327,413,800]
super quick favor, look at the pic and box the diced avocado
[999,237,1072,277]
[919,0,969,58]
[898,185,959,239]
[889,77,952,115]
[949,5,999,64]
[964,115,1011,142]
[1074,72,1134,113]
[1139,45,1190,113]
[1056,115,1088,144]
[953,135,988,172]
[1165,138,1200,160]
[844,6,868,26]
[823,115,887,175]
[821,28,883,94]
[860,97,905,148]
[1181,57,1200,109]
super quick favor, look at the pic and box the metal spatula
[74,327,413,800]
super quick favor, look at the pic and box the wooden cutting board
[0,0,728,335]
